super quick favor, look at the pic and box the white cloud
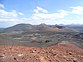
[61,19,83,24]
[34,6,48,13]
[28,8,69,25]
[29,6,83,25]
[71,6,83,14]
[18,12,24,15]
[0,4,5,9]
[1,4,83,26]
[0,10,18,19]
[0,7,24,22]
[0,6,27,28]
[31,9,69,21]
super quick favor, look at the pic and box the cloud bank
[0,4,83,27]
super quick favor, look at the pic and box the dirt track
[0,44,83,62]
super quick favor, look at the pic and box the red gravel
[0,44,83,62]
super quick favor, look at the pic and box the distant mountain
[2,23,80,33]
[3,23,36,33]
[0,28,5,32]
[66,24,83,29]
[36,23,60,31]
[2,23,60,33]
[65,24,83,32]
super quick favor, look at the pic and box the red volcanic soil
[0,44,83,62]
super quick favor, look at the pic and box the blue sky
[0,0,83,27]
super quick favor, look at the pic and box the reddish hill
[37,24,59,32]
[0,44,83,62]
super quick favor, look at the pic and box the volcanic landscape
[0,23,83,62]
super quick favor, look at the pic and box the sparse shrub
[45,40,51,43]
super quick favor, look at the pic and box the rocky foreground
[0,44,83,62]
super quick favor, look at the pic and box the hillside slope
[0,44,83,62]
